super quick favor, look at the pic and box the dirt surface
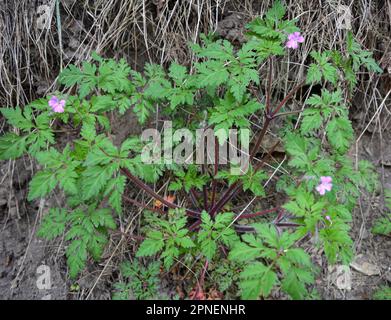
[0,159,62,299]
[0,213,67,299]
[0,158,66,299]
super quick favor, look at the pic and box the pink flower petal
[286,40,293,48]
[53,105,64,113]
[286,40,298,49]
[48,96,66,113]
[48,97,58,107]
[316,185,326,195]
[320,176,332,184]
[286,32,304,49]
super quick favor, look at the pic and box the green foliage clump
[372,188,391,236]
[112,260,161,300]
[373,286,391,300]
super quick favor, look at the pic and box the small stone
[0,186,8,206]
[335,266,352,290]
[328,265,352,290]
[350,254,381,276]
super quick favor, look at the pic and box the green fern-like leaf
[37,208,67,240]
[136,209,195,269]
[326,117,354,154]
[239,262,278,299]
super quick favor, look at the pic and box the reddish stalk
[209,141,280,217]
[237,206,280,219]
[234,224,255,233]
[207,81,305,218]
[271,80,305,117]
[210,136,219,208]
[265,57,273,114]
[209,182,240,217]
[275,222,301,228]
[189,189,202,210]
[120,167,200,218]
[249,116,272,160]
[122,195,165,215]
[272,109,303,118]
[190,260,208,300]
[188,219,202,232]
[201,164,208,211]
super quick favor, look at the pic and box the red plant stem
[272,109,303,118]
[249,116,272,160]
[254,141,280,171]
[265,57,273,114]
[209,182,240,217]
[241,82,303,173]
[246,58,274,164]
[209,141,279,217]
[275,222,301,228]
[275,209,285,222]
[210,137,219,208]
[120,167,200,218]
[250,81,305,163]
[189,189,202,210]
[207,87,283,218]
[122,195,165,214]
[191,260,209,300]
[201,164,208,211]
[238,206,279,219]
[235,221,301,233]
[220,245,228,258]
[234,224,255,233]
[121,168,175,208]
[200,260,208,286]
[271,80,305,117]
[100,146,199,215]
[188,219,201,231]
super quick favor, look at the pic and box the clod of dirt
[261,133,285,153]
[350,254,381,276]
[216,14,246,44]
[328,265,352,290]
[380,146,391,167]
[0,186,8,206]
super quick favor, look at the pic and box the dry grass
[0,0,389,107]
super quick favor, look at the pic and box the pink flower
[325,215,333,225]
[316,176,332,195]
[286,32,304,49]
[48,96,66,113]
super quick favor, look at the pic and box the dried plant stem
[237,206,280,219]
[55,0,63,70]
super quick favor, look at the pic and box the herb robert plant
[0,1,382,299]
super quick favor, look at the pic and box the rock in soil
[350,254,381,276]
